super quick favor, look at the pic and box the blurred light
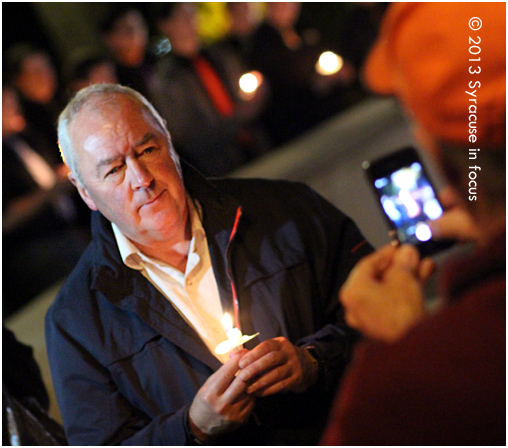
[411,162,422,172]
[375,178,388,189]
[415,222,432,242]
[239,72,259,93]
[197,2,230,44]
[152,36,172,56]
[392,168,417,190]
[315,51,343,76]
[381,197,401,222]
[423,198,443,220]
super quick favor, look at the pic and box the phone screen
[373,161,443,245]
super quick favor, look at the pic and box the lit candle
[238,71,263,99]
[214,313,259,356]
[224,313,242,352]
[315,51,344,76]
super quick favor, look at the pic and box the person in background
[3,324,49,419]
[338,2,389,74]
[100,5,155,99]
[5,43,65,168]
[321,3,505,445]
[220,2,263,68]
[2,84,90,316]
[64,47,118,95]
[2,324,67,446]
[45,83,373,445]
[249,2,356,146]
[148,2,269,177]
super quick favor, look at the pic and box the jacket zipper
[226,206,242,330]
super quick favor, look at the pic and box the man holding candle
[45,83,372,445]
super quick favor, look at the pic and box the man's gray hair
[57,83,181,184]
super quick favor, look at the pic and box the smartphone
[363,147,454,257]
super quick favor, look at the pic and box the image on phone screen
[373,161,443,245]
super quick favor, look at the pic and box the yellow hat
[365,2,506,147]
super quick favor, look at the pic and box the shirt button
[186,279,193,286]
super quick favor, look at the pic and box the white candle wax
[215,313,259,355]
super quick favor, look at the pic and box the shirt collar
[112,194,206,270]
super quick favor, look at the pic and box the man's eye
[106,166,120,177]
[143,147,154,154]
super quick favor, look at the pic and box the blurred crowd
[2,2,388,316]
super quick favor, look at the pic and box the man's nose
[128,160,153,189]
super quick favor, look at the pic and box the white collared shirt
[112,196,230,364]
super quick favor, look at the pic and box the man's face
[16,53,57,104]
[105,10,148,67]
[2,88,26,137]
[158,3,200,58]
[69,95,188,249]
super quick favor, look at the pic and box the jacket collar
[87,162,306,367]
[88,163,234,371]
[88,162,241,288]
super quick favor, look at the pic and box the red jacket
[322,232,506,445]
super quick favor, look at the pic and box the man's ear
[68,172,98,211]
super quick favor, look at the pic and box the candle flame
[223,313,233,331]
[316,51,343,76]
[239,71,262,94]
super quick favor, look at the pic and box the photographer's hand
[428,187,480,243]
[340,244,433,342]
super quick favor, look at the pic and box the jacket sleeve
[294,186,374,392]
[45,312,194,446]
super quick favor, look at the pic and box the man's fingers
[238,339,280,370]
[222,373,254,403]
[341,244,397,308]
[238,350,283,383]
[228,348,249,365]
[428,208,479,242]
[235,398,256,424]
[245,363,291,395]
[418,257,436,285]
[252,377,293,397]
[391,245,420,274]
[212,349,248,395]
[438,186,462,209]
[239,398,256,415]
[359,243,397,279]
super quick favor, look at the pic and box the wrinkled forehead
[68,94,165,155]
[73,93,160,134]
[76,93,143,118]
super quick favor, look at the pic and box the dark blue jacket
[46,165,372,445]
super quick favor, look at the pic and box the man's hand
[188,350,255,443]
[340,244,434,342]
[428,187,480,242]
[237,337,318,397]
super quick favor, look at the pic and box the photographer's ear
[69,172,98,211]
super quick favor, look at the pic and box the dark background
[3,2,389,83]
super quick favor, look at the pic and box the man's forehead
[71,95,157,137]
[70,105,159,169]
[76,93,140,118]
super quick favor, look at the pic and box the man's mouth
[141,190,164,209]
